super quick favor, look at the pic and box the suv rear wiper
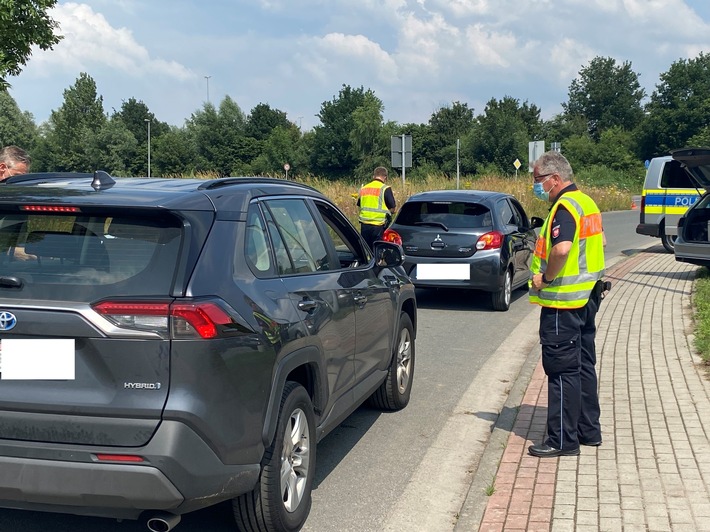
[414,221,449,231]
[0,276,23,289]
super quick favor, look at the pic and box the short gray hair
[534,151,573,182]
[0,145,31,169]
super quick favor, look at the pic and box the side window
[661,160,693,188]
[313,199,370,268]
[498,199,515,226]
[510,200,529,227]
[264,199,330,275]
[244,204,272,275]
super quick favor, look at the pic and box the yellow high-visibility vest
[358,179,390,225]
[529,190,605,309]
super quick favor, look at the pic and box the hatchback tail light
[476,231,504,250]
[382,228,402,246]
[93,300,235,339]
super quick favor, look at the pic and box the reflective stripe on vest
[529,190,605,309]
[359,180,389,225]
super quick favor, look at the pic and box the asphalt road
[0,210,655,532]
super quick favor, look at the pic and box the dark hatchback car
[0,172,416,532]
[383,190,536,311]
[670,147,710,268]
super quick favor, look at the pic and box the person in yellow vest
[357,166,396,249]
[527,151,607,458]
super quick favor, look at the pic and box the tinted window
[245,204,272,275]
[0,212,182,301]
[264,199,331,275]
[313,199,371,268]
[661,160,694,188]
[396,201,492,228]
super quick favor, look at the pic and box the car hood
[670,147,710,191]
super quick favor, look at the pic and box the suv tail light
[476,231,504,250]
[382,228,402,246]
[93,300,235,339]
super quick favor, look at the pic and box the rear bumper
[404,253,504,292]
[0,420,260,520]
[636,223,659,237]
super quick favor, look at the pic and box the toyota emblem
[0,311,17,331]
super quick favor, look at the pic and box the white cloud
[28,2,192,81]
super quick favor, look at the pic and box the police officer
[357,166,396,249]
[528,151,606,458]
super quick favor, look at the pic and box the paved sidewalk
[472,247,710,531]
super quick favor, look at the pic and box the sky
[8,0,710,132]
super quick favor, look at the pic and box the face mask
[533,181,549,201]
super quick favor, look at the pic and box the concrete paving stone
[645,516,671,531]
[524,522,551,532]
[503,513,529,529]
[554,491,576,506]
[576,474,598,487]
[618,483,642,497]
[621,509,646,527]
[669,507,695,525]
[575,511,598,526]
[598,491,621,504]
[642,500,668,517]
[598,517,623,531]
[690,502,710,517]
[550,519,575,532]
[508,499,532,515]
[620,497,644,510]
[478,524,505,532]
[513,475,535,490]
[533,482,555,497]
[577,497,599,512]
[597,468,619,481]
[552,504,575,519]
[598,503,622,518]
[531,494,554,508]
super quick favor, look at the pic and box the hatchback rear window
[395,201,492,228]
[0,211,182,301]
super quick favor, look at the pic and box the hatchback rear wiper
[414,221,449,231]
[0,276,23,289]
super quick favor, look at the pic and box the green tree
[349,92,392,180]
[44,72,107,171]
[0,88,38,149]
[111,98,169,174]
[152,127,197,177]
[421,102,475,174]
[246,103,291,141]
[637,52,710,159]
[468,96,536,175]
[563,56,645,139]
[0,0,62,88]
[310,85,370,179]
[251,125,306,176]
[87,118,139,175]
[186,96,252,175]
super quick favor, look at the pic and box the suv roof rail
[198,177,320,193]
[3,171,116,190]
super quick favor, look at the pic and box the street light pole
[204,75,211,104]
[144,118,151,178]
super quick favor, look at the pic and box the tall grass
[301,173,634,225]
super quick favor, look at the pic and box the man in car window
[357,166,396,249]
[0,145,31,180]
[527,151,606,458]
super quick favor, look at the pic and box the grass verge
[694,268,710,362]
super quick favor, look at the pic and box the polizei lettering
[124,382,162,390]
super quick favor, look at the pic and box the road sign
[283,163,290,171]
[528,141,545,172]
[391,135,412,168]
[514,159,521,170]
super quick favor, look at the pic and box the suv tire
[233,382,316,532]
[368,312,415,411]
[661,230,676,253]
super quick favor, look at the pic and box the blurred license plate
[416,264,470,280]
[0,339,75,380]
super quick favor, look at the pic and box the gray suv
[0,172,417,531]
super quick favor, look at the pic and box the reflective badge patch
[552,224,560,239]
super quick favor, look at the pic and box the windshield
[395,201,493,228]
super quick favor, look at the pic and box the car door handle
[353,294,368,306]
[297,299,318,312]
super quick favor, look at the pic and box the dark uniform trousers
[360,222,386,250]
[540,282,603,450]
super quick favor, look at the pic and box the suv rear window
[395,201,493,228]
[0,211,182,301]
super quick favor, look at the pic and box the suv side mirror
[530,216,544,229]
[373,241,404,269]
